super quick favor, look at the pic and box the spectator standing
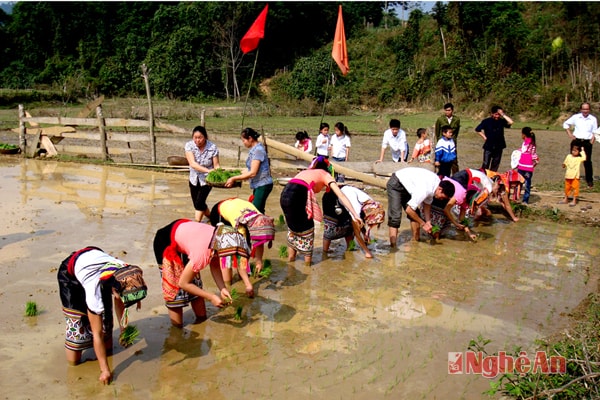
[563,102,597,188]
[434,125,457,177]
[315,123,330,157]
[434,103,461,173]
[376,118,408,163]
[475,105,514,172]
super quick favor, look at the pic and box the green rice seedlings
[230,287,240,301]
[205,168,241,184]
[234,306,243,321]
[119,325,140,347]
[278,245,288,258]
[259,264,273,278]
[347,239,356,251]
[25,301,39,317]
[277,214,285,226]
[431,224,441,235]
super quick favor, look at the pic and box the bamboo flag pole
[241,48,260,129]
[320,58,334,128]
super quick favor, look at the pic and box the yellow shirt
[563,152,586,179]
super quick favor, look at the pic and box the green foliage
[347,240,356,251]
[25,301,38,317]
[0,143,18,150]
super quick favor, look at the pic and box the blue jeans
[517,169,532,203]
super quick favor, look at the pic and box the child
[561,142,587,206]
[434,125,457,177]
[516,127,539,204]
[294,131,313,153]
[329,122,351,182]
[315,122,330,157]
[409,128,431,163]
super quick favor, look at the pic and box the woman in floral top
[185,125,220,221]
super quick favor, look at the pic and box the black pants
[574,139,594,187]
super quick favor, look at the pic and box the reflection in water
[1,159,598,399]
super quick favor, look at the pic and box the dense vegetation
[1,2,600,119]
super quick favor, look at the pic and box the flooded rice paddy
[0,158,597,399]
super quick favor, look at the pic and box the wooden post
[141,64,156,164]
[96,105,108,161]
[18,104,26,154]
[201,108,205,127]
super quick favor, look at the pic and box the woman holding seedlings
[57,247,147,384]
[185,125,220,222]
[209,197,275,293]
[153,220,236,328]
[280,156,363,264]
[225,127,273,213]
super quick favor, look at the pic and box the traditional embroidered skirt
[322,190,352,240]
[159,265,203,308]
[281,182,315,254]
[57,258,113,351]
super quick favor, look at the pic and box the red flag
[332,5,349,75]
[240,5,268,54]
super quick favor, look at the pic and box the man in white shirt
[563,102,597,188]
[376,118,408,163]
[386,167,455,245]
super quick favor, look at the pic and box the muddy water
[1,158,597,399]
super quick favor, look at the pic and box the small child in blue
[434,125,457,177]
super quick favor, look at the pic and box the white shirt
[329,134,351,159]
[381,128,407,162]
[393,167,440,211]
[563,113,598,140]
[340,185,372,215]
[74,249,125,314]
[315,133,329,156]
[468,169,494,193]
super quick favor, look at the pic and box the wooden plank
[40,135,58,156]
[23,116,150,127]
[26,132,40,157]
[77,95,105,118]
[41,125,76,136]
[53,144,145,155]
[156,121,188,134]
[264,136,389,189]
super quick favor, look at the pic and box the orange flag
[240,5,269,54]
[332,5,349,75]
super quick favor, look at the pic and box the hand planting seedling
[119,325,140,347]
[25,301,39,317]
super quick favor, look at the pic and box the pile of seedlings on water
[25,301,39,317]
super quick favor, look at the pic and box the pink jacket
[517,138,538,172]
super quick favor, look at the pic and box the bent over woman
[280,156,362,264]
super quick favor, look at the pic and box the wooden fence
[16,103,196,164]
